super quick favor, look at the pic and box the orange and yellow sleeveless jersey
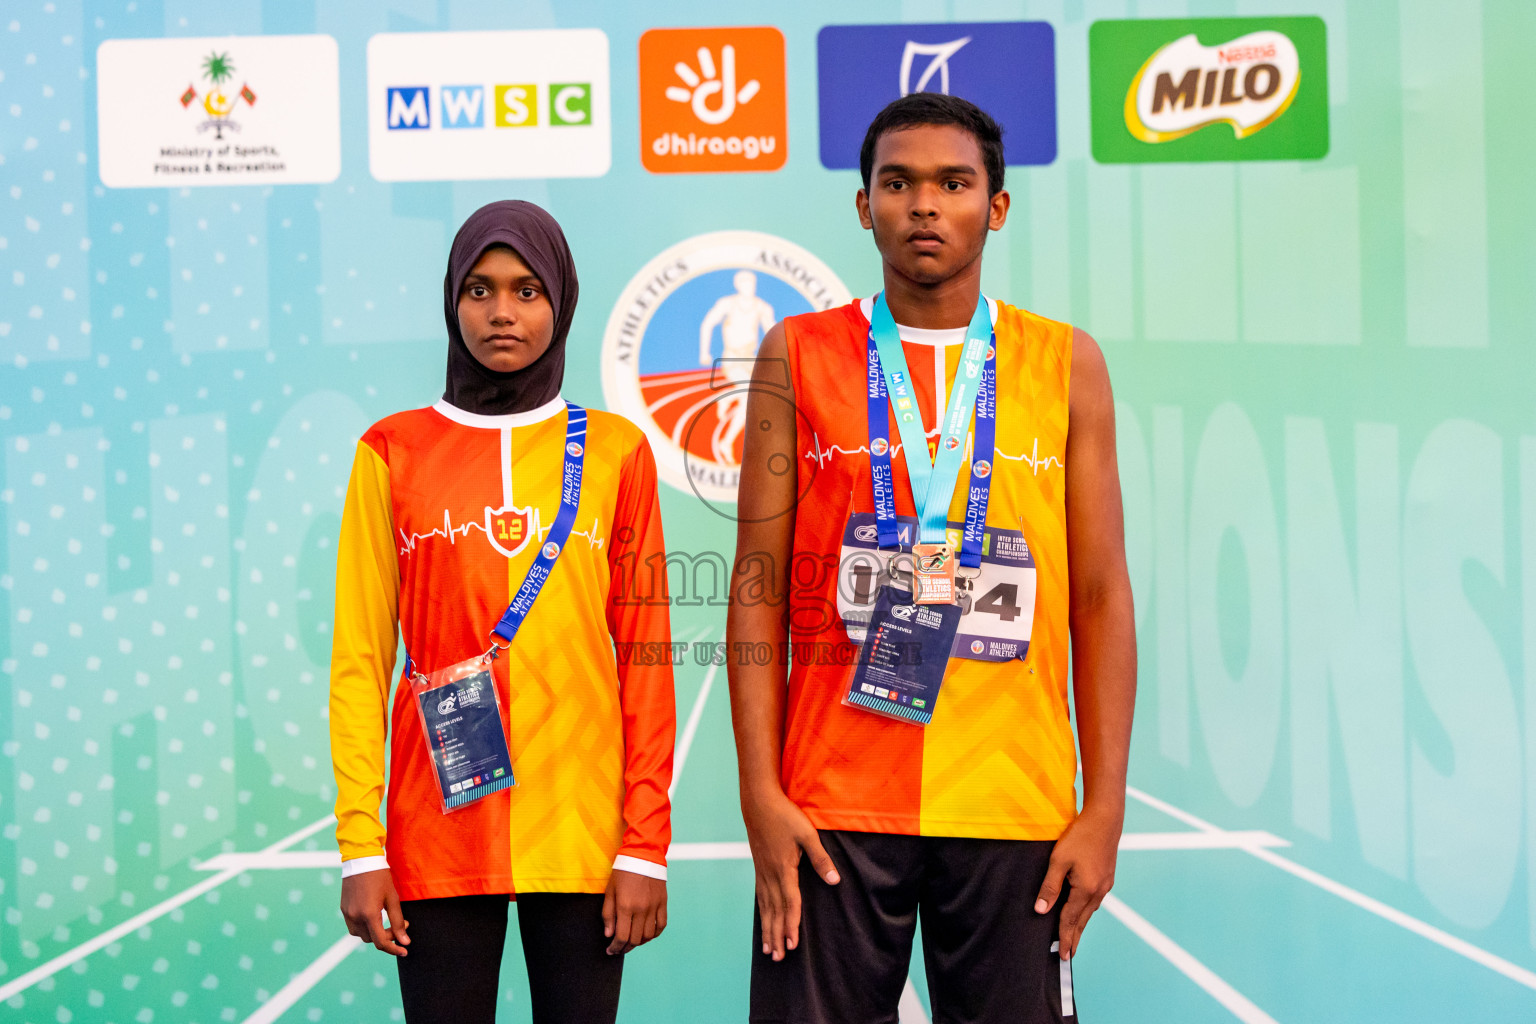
[780,298,1076,840]
[329,397,675,899]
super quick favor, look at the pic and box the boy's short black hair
[859,93,1005,197]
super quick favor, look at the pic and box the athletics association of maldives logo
[601,231,850,504]
[179,50,257,140]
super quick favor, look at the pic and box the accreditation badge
[843,585,961,725]
[837,512,1037,663]
[409,653,517,812]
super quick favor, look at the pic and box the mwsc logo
[367,29,610,181]
[1089,17,1328,163]
[384,81,593,130]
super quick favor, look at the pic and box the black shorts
[749,831,1078,1024]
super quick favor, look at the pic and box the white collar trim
[859,295,999,345]
[432,394,566,429]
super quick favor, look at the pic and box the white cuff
[612,854,667,881]
[340,855,390,878]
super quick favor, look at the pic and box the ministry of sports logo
[179,50,256,140]
[601,232,850,503]
[96,34,340,188]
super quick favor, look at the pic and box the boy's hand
[743,786,840,962]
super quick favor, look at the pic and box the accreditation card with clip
[845,585,962,724]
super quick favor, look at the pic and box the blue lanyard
[489,402,586,644]
[866,296,996,567]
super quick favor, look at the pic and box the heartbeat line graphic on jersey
[538,514,607,551]
[804,433,1062,474]
[396,504,540,559]
[804,433,906,467]
[397,508,487,556]
[996,437,1063,475]
[399,507,608,557]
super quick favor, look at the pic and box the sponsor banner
[366,29,610,181]
[639,26,787,173]
[96,35,341,188]
[816,22,1057,170]
[1089,17,1329,163]
[600,232,849,503]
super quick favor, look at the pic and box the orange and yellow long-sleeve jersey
[329,395,675,899]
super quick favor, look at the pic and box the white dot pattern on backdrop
[0,1,472,1020]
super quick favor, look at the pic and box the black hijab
[442,200,578,415]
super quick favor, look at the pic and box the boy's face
[857,123,1009,287]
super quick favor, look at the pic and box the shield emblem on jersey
[483,503,539,558]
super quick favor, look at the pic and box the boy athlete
[727,95,1136,1023]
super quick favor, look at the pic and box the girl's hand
[602,869,667,955]
[340,868,410,956]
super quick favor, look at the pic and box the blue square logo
[816,22,1057,169]
[386,86,432,130]
[440,85,485,129]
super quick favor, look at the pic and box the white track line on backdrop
[669,641,720,800]
[1127,786,1536,992]
[1119,830,1287,851]
[199,830,1292,872]
[0,814,337,1003]
[198,850,349,871]
[240,934,365,1024]
[670,841,751,861]
[1103,894,1281,1024]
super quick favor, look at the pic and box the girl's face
[457,246,555,373]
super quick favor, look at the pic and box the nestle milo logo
[1090,17,1328,163]
[1128,31,1299,142]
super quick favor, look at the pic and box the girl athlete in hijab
[329,201,675,1024]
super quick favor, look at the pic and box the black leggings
[396,893,623,1024]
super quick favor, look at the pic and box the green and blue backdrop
[2,2,1533,1022]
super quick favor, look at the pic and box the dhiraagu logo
[369,29,610,180]
[1089,17,1328,163]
